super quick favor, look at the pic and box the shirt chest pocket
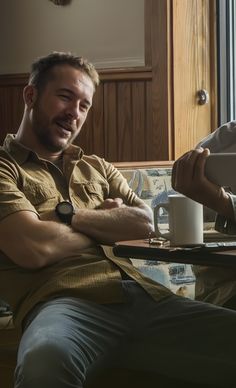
[71,182,108,208]
[24,182,56,208]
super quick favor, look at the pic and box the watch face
[55,201,74,224]
[58,202,73,215]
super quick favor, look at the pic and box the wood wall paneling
[75,83,105,157]
[103,82,118,161]
[77,72,154,162]
[132,81,146,161]
[0,83,25,144]
[0,71,154,162]
[149,0,173,160]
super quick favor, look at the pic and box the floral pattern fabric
[119,167,196,299]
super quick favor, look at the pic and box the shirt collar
[3,134,84,165]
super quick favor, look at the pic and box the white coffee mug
[153,194,203,246]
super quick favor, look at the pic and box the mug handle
[153,203,171,240]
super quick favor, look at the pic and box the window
[218,0,236,123]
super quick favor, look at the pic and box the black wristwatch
[55,201,75,225]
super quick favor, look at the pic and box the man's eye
[80,105,89,112]
[59,95,70,101]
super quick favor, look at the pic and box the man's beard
[35,127,66,152]
[32,111,74,152]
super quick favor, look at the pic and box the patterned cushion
[120,167,174,210]
[119,167,196,299]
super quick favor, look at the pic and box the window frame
[217,0,236,123]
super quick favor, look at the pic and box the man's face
[31,65,94,152]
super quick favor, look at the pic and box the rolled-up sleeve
[215,194,236,235]
[0,158,37,221]
[102,159,145,207]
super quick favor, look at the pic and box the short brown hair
[29,51,99,92]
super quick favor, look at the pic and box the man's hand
[72,202,153,244]
[98,198,126,210]
[172,148,217,201]
[172,148,234,219]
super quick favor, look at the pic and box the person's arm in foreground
[171,147,234,220]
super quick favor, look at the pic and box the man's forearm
[71,205,154,244]
[35,221,96,266]
[0,211,96,269]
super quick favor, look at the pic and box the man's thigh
[108,285,236,386]
[18,297,130,361]
[16,284,236,387]
[15,297,131,387]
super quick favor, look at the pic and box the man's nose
[67,101,80,120]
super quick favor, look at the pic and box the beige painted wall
[0,0,144,74]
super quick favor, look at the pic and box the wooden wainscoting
[0,74,26,144]
[0,67,164,162]
[113,160,174,170]
[77,67,156,162]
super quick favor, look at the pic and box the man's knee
[15,339,86,387]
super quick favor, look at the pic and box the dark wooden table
[113,239,236,267]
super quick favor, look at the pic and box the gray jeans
[15,281,236,387]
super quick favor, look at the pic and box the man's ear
[23,85,38,108]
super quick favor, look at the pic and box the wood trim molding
[144,0,152,67]
[99,67,152,81]
[0,67,153,86]
[0,74,28,86]
[113,160,174,169]
[171,0,217,159]
[146,0,173,160]
[209,0,218,130]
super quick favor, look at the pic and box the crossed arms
[0,198,153,269]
